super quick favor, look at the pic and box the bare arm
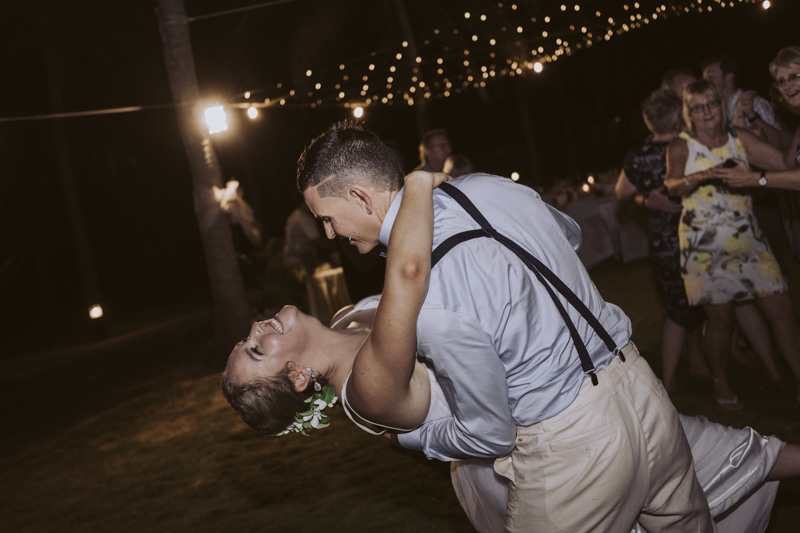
[347,171,448,429]
[615,169,637,200]
[664,137,712,196]
[785,127,800,169]
[735,127,785,170]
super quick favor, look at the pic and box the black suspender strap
[432,182,624,385]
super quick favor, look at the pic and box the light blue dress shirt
[384,174,632,461]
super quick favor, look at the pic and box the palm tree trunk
[157,0,250,359]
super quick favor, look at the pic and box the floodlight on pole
[204,104,228,134]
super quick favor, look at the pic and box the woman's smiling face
[774,64,800,110]
[226,306,322,386]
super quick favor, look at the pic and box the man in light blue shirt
[298,122,714,532]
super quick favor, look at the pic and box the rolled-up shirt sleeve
[397,309,517,461]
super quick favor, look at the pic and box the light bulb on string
[204,104,228,134]
[247,106,258,119]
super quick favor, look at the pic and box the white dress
[334,297,784,533]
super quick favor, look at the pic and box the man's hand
[734,90,757,123]
[644,186,682,213]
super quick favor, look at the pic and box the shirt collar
[379,187,404,247]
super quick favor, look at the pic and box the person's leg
[703,302,739,405]
[755,292,800,398]
[662,317,687,394]
[734,301,784,382]
[686,325,709,377]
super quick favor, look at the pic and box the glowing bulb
[762,0,770,8]
[464,11,470,18]
[244,91,251,99]
[353,106,364,118]
[247,106,258,119]
[587,175,595,185]
[582,183,590,193]
[511,172,520,182]
[204,105,228,134]
[533,62,543,73]
[305,69,312,77]
[89,304,103,319]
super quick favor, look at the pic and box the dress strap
[341,374,386,435]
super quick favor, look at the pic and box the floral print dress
[679,131,786,306]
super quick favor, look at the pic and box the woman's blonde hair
[683,80,728,137]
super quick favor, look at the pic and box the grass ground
[1,257,799,532]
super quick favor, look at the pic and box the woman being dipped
[665,79,800,408]
[222,169,443,437]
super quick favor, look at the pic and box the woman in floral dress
[665,80,800,409]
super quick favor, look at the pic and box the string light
[204,105,228,134]
[0,0,768,124]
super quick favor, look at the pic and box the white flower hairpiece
[276,384,338,436]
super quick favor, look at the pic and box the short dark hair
[642,89,682,135]
[419,128,449,149]
[661,68,694,91]
[297,120,404,198]
[701,55,739,84]
[220,363,307,436]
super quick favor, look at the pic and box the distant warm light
[511,172,520,182]
[244,91,251,99]
[89,304,103,319]
[464,11,470,19]
[582,183,590,193]
[533,62,543,73]
[204,105,228,134]
[587,175,595,185]
[353,106,364,118]
[247,106,258,119]
[305,69,312,77]
[762,0,770,8]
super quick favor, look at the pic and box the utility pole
[157,0,250,358]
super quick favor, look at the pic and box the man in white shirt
[702,55,782,148]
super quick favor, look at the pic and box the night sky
[2,0,798,352]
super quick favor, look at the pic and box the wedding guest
[415,129,452,172]
[661,68,697,98]
[443,154,475,178]
[615,89,706,394]
[665,80,800,408]
[718,46,800,191]
[702,55,782,147]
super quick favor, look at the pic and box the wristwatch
[758,171,768,187]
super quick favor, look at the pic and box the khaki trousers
[494,343,716,533]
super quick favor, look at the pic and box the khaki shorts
[495,343,716,533]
